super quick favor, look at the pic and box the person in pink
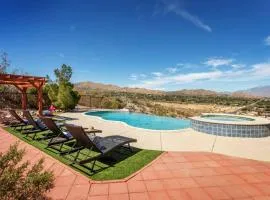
[49,104,56,112]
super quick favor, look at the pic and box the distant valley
[75,81,270,118]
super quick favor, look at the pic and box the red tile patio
[1,127,270,200]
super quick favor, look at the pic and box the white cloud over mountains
[252,63,270,76]
[129,59,270,90]
[129,73,147,81]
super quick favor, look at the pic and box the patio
[1,127,270,200]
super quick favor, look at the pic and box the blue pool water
[86,111,190,130]
[201,115,254,122]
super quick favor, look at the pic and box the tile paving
[1,127,270,200]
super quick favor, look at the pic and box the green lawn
[4,127,162,180]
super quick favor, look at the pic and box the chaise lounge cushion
[62,131,73,139]
[90,135,137,154]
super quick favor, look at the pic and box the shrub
[46,83,59,105]
[46,64,80,111]
[0,143,54,200]
[56,83,80,110]
[100,97,125,109]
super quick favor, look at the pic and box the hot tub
[190,113,270,138]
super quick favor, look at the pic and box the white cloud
[131,71,222,89]
[265,36,270,46]
[129,62,270,89]
[139,74,147,78]
[252,62,270,76]
[172,71,222,82]
[166,67,178,73]
[129,74,138,81]
[231,64,245,69]
[129,73,147,81]
[152,72,163,77]
[162,0,212,32]
[204,58,234,67]
[131,71,223,89]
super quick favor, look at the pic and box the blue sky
[1,0,270,91]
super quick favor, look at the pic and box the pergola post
[12,85,28,110]
[21,87,28,110]
[29,81,45,116]
[37,84,44,116]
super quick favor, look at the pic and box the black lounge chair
[40,116,74,152]
[8,109,29,129]
[64,124,137,171]
[40,117,103,153]
[22,110,50,139]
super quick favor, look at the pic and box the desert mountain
[234,86,270,97]
[74,81,164,95]
[75,82,269,98]
[75,82,222,96]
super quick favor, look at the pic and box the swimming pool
[85,111,190,130]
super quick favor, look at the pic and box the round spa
[190,113,270,138]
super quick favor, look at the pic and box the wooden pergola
[0,74,46,115]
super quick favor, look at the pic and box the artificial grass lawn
[5,127,162,180]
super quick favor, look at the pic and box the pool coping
[83,109,191,132]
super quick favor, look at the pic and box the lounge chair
[7,109,29,129]
[40,116,74,152]
[40,117,103,153]
[64,124,137,171]
[22,110,51,139]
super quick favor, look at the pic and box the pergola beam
[0,73,46,116]
[0,74,45,81]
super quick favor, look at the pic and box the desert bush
[100,97,125,109]
[0,143,54,200]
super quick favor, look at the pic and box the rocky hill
[75,81,269,98]
[74,81,164,95]
[75,82,219,96]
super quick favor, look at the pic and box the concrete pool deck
[60,112,270,162]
